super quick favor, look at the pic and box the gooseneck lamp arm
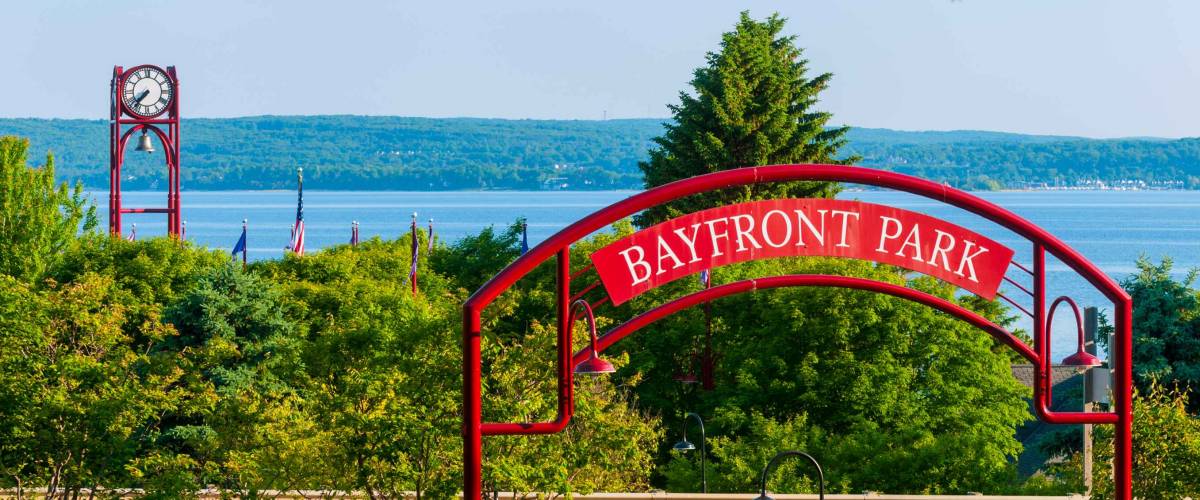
[684,412,707,493]
[756,450,824,500]
[573,299,616,374]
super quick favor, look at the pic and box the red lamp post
[1050,296,1104,367]
[573,300,615,375]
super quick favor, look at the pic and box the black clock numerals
[122,66,173,117]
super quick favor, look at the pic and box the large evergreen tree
[636,12,857,227]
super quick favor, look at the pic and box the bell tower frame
[108,65,182,237]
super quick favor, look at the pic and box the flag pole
[411,212,419,296]
[428,218,435,252]
[242,218,248,269]
[702,268,714,390]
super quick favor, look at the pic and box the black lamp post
[753,450,824,500]
[671,412,707,493]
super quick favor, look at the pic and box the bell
[134,131,155,153]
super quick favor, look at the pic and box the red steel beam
[569,274,1040,368]
[120,208,171,214]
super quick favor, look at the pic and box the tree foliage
[1090,384,1200,498]
[1119,257,1200,409]
[635,12,856,226]
[0,136,96,283]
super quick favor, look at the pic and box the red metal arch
[118,124,177,165]
[462,165,1133,498]
[567,275,1039,368]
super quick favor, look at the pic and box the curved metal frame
[755,450,825,500]
[678,412,707,494]
[1051,295,1102,369]
[461,164,1133,499]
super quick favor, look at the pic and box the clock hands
[134,89,151,105]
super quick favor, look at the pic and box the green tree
[0,136,96,283]
[0,272,177,497]
[1118,257,1200,409]
[635,12,857,227]
[257,238,466,499]
[158,263,328,496]
[1090,384,1200,498]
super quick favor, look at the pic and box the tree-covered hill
[1,116,1198,190]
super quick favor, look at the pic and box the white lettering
[793,209,827,247]
[761,210,792,248]
[655,236,685,275]
[831,210,860,248]
[928,229,956,272]
[704,218,730,257]
[876,216,903,253]
[895,224,925,262]
[954,240,990,283]
[730,214,763,253]
[618,246,652,286]
[672,223,705,264]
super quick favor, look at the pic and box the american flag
[409,213,419,294]
[699,269,710,287]
[350,221,359,246]
[127,224,137,241]
[290,169,305,255]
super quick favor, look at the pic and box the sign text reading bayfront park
[591,199,1015,305]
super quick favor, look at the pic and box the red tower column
[109,64,181,238]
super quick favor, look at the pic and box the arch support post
[1114,298,1133,500]
[463,304,482,499]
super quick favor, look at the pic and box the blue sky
[3,0,1197,138]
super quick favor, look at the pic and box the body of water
[95,189,1200,361]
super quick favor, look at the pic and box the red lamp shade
[570,299,616,375]
[575,352,616,375]
[1062,349,1103,367]
[1049,296,1104,368]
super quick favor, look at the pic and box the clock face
[121,65,174,118]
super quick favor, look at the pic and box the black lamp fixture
[753,450,825,500]
[671,412,707,493]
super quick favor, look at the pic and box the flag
[290,168,305,255]
[232,221,247,259]
[427,218,435,252]
[127,224,137,241]
[409,213,419,294]
[520,222,529,255]
[350,221,359,246]
[181,221,187,241]
[699,269,710,287]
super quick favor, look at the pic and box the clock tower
[109,64,182,237]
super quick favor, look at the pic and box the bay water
[95,189,1200,361]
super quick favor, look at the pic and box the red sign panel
[591,198,1014,305]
